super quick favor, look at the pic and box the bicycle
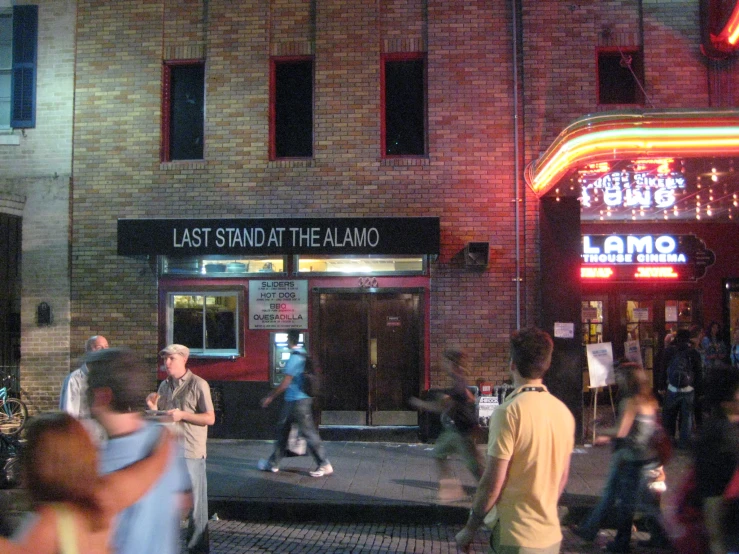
[0,376,28,436]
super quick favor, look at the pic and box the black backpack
[294,352,321,397]
[667,350,694,389]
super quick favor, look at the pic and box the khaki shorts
[489,523,561,554]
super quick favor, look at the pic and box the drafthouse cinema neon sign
[580,234,715,282]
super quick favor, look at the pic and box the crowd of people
[3,322,739,553]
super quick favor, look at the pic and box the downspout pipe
[512,0,522,329]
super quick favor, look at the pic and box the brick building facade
[1,0,75,410]
[3,0,737,439]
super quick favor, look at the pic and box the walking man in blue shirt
[258,329,332,477]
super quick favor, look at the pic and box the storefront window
[168,292,241,356]
[664,299,693,334]
[296,255,425,275]
[160,256,285,276]
[581,300,604,344]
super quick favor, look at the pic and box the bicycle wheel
[0,398,27,436]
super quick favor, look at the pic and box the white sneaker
[257,459,279,473]
[309,462,333,477]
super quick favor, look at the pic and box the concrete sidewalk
[207,438,692,526]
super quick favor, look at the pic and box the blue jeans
[577,448,628,540]
[185,457,209,554]
[663,390,694,447]
[269,398,327,467]
[612,460,648,549]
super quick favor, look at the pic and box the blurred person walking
[573,363,665,552]
[258,329,332,477]
[692,365,739,554]
[87,347,192,554]
[0,412,171,553]
[409,348,482,501]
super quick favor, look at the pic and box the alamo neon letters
[582,234,687,264]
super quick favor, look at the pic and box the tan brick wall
[0,0,75,412]
[69,0,733,399]
[71,0,532,390]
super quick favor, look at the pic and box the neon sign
[581,267,614,279]
[634,267,679,279]
[580,170,686,210]
[582,235,687,264]
[580,234,715,282]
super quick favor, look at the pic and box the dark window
[1,5,37,129]
[162,62,205,161]
[168,292,240,356]
[271,57,313,159]
[597,48,644,105]
[382,54,426,157]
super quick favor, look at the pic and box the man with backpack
[258,329,332,477]
[663,328,703,449]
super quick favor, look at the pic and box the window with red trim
[382,53,426,157]
[597,48,644,106]
[161,61,205,162]
[270,57,313,159]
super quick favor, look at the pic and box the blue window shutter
[11,5,38,129]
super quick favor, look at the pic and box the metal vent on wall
[464,242,489,268]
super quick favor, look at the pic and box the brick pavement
[203,519,675,553]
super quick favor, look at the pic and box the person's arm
[0,505,65,554]
[613,398,637,439]
[261,374,292,408]
[455,455,509,552]
[95,428,174,516]
[558,452,572,498]
[168,409,215,426]
[408,394,450,414]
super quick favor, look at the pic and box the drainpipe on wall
[512,0,522,329]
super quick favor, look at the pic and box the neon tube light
[710,0,739,51]
[526,109,739,197]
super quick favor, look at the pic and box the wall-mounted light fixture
[36,302,52,326]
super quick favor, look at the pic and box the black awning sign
[118,217,440,256]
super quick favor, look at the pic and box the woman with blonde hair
[0,412,171,554]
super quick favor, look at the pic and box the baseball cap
[159,344,190,358]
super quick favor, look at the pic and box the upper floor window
[597,48,644,106]
[162,61,205,161]
[382,53,426,157]
[270,57,313,159]
[0,5,37,129]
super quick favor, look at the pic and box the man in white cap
[147,344,214,554]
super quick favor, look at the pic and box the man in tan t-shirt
[456,327,575,554]
[147,344,214,554]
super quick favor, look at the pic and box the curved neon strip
[710,0,739,50]
[526,109,739,196]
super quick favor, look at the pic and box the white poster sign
[585,342,615,389]
[632,308,650,321]
[249,280,308,330]
[624,340,643,367]
[554,322,575,339]
[477,396,499,427]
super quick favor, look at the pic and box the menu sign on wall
[580,234,715,282]
[249,280,308,330]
